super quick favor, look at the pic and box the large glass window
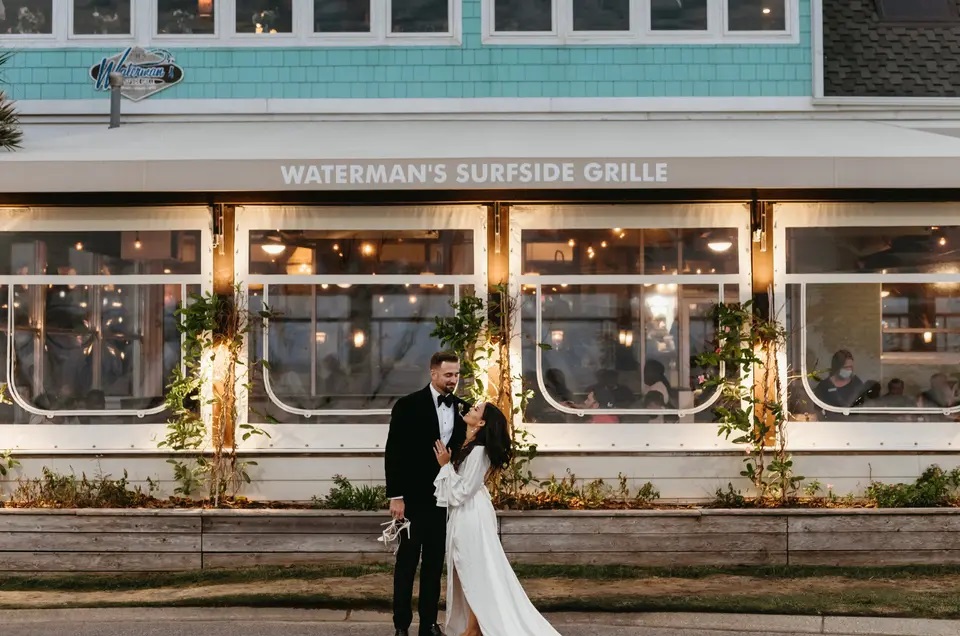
[391,0,450,33]
[514,205,748,426]
[726,0,785,31]
[0,213,207,425]
[0,0,53,34]
[573,0,630,31]
[780,208,960,425]
[241,207,483,426]
[72,0,131,35]
[494,0,552,32]
[157,0,216,35]
[236,0,293,34]
[651,0,708,31]
[314,0,371,33]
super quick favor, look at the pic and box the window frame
[509,203,752,452]
[235,205,487,452]
[874,0,960,24]
[0,206,213,452]
[483,0,798,45]
[774,202,960,452]
[0,0,462,47]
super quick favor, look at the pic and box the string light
[134,233,142,250]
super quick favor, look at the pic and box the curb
[1,608,959,635]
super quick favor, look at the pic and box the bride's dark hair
[454,402,513,475]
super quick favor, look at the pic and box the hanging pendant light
[198,0,214,18]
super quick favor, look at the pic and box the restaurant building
[0,0,959,500]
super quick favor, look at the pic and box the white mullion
[782,273,960,284]
[246,274,476,286]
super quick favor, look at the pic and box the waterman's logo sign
[90,47,184,102]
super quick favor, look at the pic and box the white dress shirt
[430,384,455,447]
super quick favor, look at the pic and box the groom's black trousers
[393,505,448,632]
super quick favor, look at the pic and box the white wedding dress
[433,446,562,636]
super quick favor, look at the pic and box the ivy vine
[694,299,802,503]
[159,285,274,504]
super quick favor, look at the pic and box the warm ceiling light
[923,331,934,344]
[353,330,366,348]
[880,290,891,298]
[198,0,214,17]
[361,242,375,256]
[567,239,576,247]
[261,243,286,255]
[939,237,948,247]
[75,242,84,251]
[134,233,142,250]
[708,240,733,253]
[762,7,771,14]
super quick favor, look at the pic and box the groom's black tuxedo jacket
[384,384,468,513]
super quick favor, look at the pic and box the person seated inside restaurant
[875,378,916,409]
[919,373,958,409]
[642,360,672,406]
[583,386,620,423]
[638,390,666,423]
[813,349,866,420]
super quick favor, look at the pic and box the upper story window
[71,0,132,36]
[875,0,958,22]
[1,0,462,47]
[157,0,216,35]
[483,0,797,44]
[0,0,53,35]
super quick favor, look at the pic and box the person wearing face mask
[813,349,866,420]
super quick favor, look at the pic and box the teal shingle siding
[4,0,812,101]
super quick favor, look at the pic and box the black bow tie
[437,393,454,408]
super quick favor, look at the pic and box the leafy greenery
[431,283,541,504]
[0,51,22,151]
[5,467,158,508]
[695,300,802,503]
[160,286,273,503]
[503,470,660,510]
[866,465,960,508]
[311,475,387,511]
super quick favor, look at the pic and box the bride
[433,402,562,636]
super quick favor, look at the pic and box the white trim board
[13,97,817,117]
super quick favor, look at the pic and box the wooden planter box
[1,508,959,572]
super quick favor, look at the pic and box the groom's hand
[389,498,405,520]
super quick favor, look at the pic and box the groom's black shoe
[394,629,409,636]
[419,625,445,636]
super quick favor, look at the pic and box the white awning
[3,119,960,193]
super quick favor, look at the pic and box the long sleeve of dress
[434,448,489,508]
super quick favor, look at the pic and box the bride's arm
[433,449,489,507]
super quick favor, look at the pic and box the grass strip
[4,563,960,592]
[2,589,960,620]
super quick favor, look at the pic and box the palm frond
[0,50,23,151]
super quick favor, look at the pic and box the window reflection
[573,0,630,31]
[72,0,131,35]
[494,0,552,32]
[0,231,202,276]
[157,0,215,35]
[727,0,785,31]
[521,228,738,276]
[0,0,52,34]
[788,226,960,275]
[249,229,473,276]
[314,0,370,32]
[391,0,449,33]
[248,284,459,423]
[236,0,293,34]
[650,0,707,30]
[2,284,184,424]
[521,284,739,424]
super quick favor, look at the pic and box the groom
[385,351,468,636]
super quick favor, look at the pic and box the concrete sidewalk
[1,608,958,636]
